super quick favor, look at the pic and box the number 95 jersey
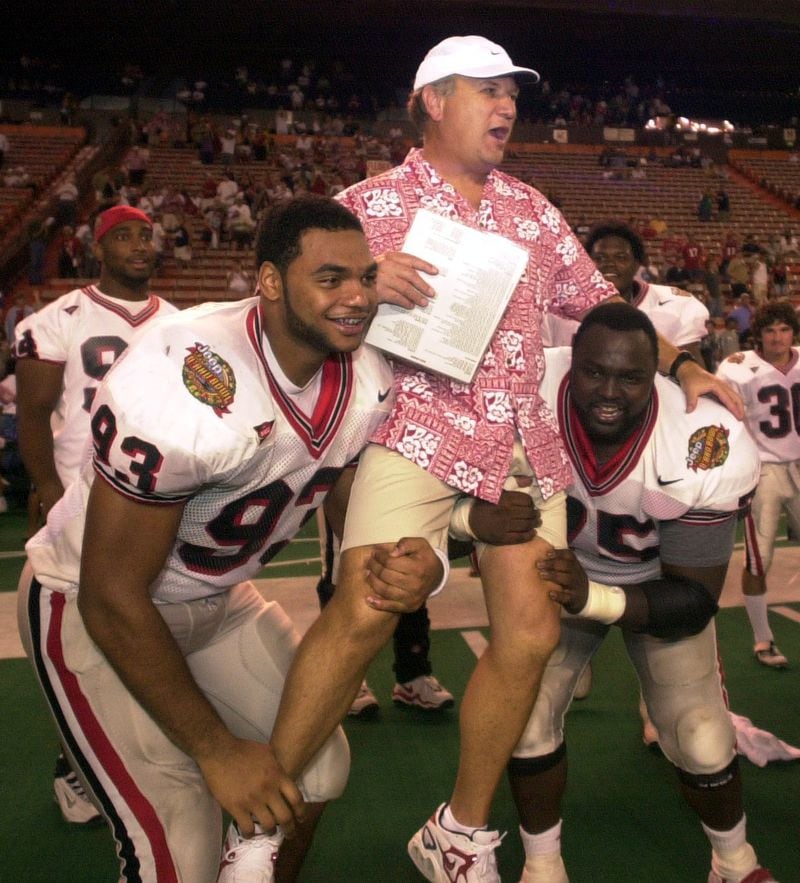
[540,348,761,585]
[27,298,395,602]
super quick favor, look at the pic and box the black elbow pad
[639,577,719,641]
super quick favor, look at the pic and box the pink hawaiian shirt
[338,148,614,502]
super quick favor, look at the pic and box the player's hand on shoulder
[468,480,540,545]
[364,537,443,613]
[725,351,745,364]
[537,548,589,614]
[195,734,305,837]
[376,251,438,309]
[676,358,744,419]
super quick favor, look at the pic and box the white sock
[441,804,487,838]
[702,816,758,880]
[743,594,773,646]
[519,820,563,857]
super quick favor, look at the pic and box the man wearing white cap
[269,36,741,882]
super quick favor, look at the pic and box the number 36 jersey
[715,347,800,464]
[539,348,761,585]
[27,298,395,602]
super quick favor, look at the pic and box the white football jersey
[540,348,760,584]
[716,347,800,464]
[27,298,394,602]
[13,285,177,485]
[541,282,708,349]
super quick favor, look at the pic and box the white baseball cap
[413,35,539,91]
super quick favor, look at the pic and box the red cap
[94,206,152,242]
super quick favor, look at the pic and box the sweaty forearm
[17,409,62,492]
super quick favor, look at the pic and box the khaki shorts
[341,440,567,555]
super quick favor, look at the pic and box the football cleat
[218,822,283,883]
[754,642,788,669]
[348,680,380,718]
[408,804,504,883]
[708,866,778,883]
[393,675,454,710]
[53,753,102,825]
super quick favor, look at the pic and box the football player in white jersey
[716,300,800,668]
[474,303,773,883]
[14,204,177,826]
[542,222,709,363]
[17,196,444,883]
[14,205,177,520]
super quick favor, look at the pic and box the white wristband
[428,548,450,598]
[580,581,627,624]
[449,498,477,542]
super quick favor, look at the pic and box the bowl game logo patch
[183,343,236,416]
[686,424,729,472]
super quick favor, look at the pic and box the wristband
[579,580,627,624]
[449,497,477,542]
[668,350,696,380]
[428,548,450,598]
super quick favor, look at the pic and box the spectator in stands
[682,235,704,280]
[123,145,148,187]
[725,252,751,299]
[54,175,79,228]
[216,170,238,206]
[0,131,8,169]
[172,221,192,269]
[697,191,713,221]
[700,317,723,372]
[716,188,731,220]
[778,228,799,257]
[56,226,83,279]
[771,256,790,298]
[702,256,724,317]
[219,128,236,165]
[719,229,740,275]
[741,233,762,256]
[718,316,741,359]
[75,216,99,278]
[750,254,769,305]
[5,293,33,344]
[227,193,256,249]
[728,293,754,346]
[664,255,692,287]
[0,328,12,379]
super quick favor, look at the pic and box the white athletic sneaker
[53,753,101,825]
[218,822,283,883]
[393,675,454,710]
[754,642,788,669]
[408,804,503,882]
[348,680,379,718]
[708,866,778,883]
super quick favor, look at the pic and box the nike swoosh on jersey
[657,300,671,306]
[377,388,391,402]
[657,476,682,485]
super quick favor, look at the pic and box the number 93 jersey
[26,298,395,602]
[539,348,761,585]
[715,347,800,464]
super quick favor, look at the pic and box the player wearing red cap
[13,204,177,825]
